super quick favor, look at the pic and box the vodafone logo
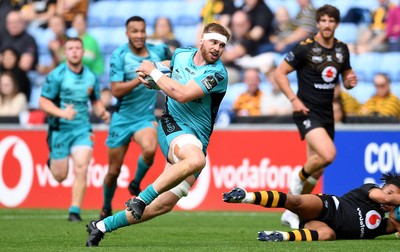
[321,66,337,83]
[0,136,34,207]
[176,156,211,210]
[365,210,382,229]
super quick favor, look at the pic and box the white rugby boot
[280,209,300,229]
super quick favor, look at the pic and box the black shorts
[293,112,334,140]
[299,194,337,229]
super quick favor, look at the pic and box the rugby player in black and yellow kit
[273,4,358,228]
[223,172,400,241]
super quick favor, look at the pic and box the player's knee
[323,152,336,165]
[106,166,121,180]
[317,229,336,241]
[52,172,67,182]
[142,147,157,161]
[187,155,206,173]
[170,180,191,199]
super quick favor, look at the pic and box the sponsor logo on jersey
[321,66,337,82]
[365,210,382,230]
[285,52,295,62]
[312,56,323,63]
[201,75,218,91]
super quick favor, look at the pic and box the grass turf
[0,209,399,252]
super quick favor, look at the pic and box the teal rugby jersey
[41,63,100,130]
[109,43,170,120]
[167,47,228,147]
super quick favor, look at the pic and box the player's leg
[101,117,134,219]
[49,158,69,182]
[86,173,196,247]
[69,146,92,222]
[295,128,336,189]
[223,188,323,218]
[128,123,158,196]
[48,130,70,182]
[100,145,129,218]
[258,220,335,242]
[127,134,205,220]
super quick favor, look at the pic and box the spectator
[20,0,57,29]
[71,12,104,76]
[147,16,181,53]
[197,0,237,45]
[220,10,259,84]
[0,71,28,116]
[268,6,293,47]
[239,0,274,53]
[386,4,400,51]
[233,68,263,116]
[56,0,88,28]
[359,73,400,120]
[0,10,39,72]
[273,0,317,54]
[353,0,395,54]
[0,47,31,102]
[260,76,292,116]
[0,0,15,38]
[37,15,68,74]
[200,0,236,27]
[333,84,361,120]
[148,17,175,43]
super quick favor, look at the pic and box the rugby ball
[145,62,171,90]
[394,205,400,222]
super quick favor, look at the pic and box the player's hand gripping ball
[145,62,171,90]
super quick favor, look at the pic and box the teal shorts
[158,114,207,164]
[47,126,93,159]
[106,112,157,148]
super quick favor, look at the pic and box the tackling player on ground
[223,172,400,241]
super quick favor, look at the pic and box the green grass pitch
[0,209,399,251]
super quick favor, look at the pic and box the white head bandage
[203,33,228,44]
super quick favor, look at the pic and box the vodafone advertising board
[0,129,315,211]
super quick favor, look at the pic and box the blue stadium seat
[87,1,120,27]
[174,25,199,47]
[351,53,381,82]
[377,52,400,82]
[346,81,375,103]
[335,23,358,44]
[391,82,400,98]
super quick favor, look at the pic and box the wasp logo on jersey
[201,75,218,91]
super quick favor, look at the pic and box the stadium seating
[26,0,400,112]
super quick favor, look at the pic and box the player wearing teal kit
[100,16,171,220]
[86,22,231,246]
[39,37,110,222]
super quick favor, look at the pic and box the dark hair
[0,47,21,69]
[0,71,20,96]
[203,22,231,42]
[380,172,400,189]
[125,16,146,27]
[316,4,340,23]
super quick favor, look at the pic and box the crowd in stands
[0,0,399,125]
